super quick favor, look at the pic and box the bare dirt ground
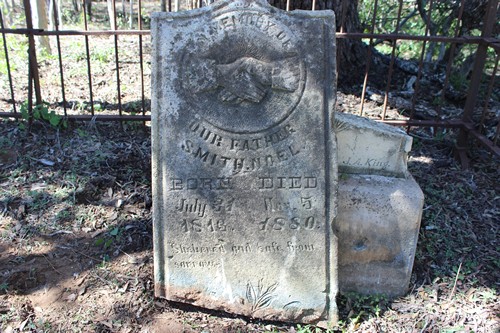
[0,106,498,332]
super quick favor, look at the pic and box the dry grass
[0,117,498,332]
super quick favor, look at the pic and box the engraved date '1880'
[259,216,318,231]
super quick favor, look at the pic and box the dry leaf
[18,318,30,331]
[38,158,55,166]
[127,256,142,265]
[78,286,87,296]
[118,281,129,293]
[30,183,47,190]
[75,274,87,286]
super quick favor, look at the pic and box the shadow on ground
[0,120,498,332]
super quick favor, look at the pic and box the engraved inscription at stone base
[151,0,338,325]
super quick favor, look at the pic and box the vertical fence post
[23,0,42,107]
[111,0,123,119]
[456,0,499,167]
[359,0,379,117]
[0,8,17,115]
[138,0,146,125]
[82,0,95,115]
[53,0,67,116]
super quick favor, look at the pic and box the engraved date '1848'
[180,218,228,233]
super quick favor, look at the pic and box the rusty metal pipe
[0,8,17,114]
[359,0,379,117]
[53,0,67,116]
[83,0,95,115]
[22,0,42,105]
[381,0,404,121]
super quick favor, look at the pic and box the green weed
[449,72,469,92]
[0,282,8,292]
[95,226,122,250]
[0,34,28,75]
[54,208,73,223]
[341,292,389,322]
[90,45,113,63]
[26,190,52,212]
[296,324,332,333]
[19,101,68,130]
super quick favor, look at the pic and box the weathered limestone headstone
[336,113,412,178]
[151,0,338,324]
[334,113,424,297]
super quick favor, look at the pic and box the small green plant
[296,324,331,333]
[19,101,68,129]
[27,190,52,212]
[449,72,469,92]
[341,292,389,323]
[93,103,103,112]
[0,34,28,76]
[0,282,8,292]
[90,46,113,63]
[76,128,90,138]
[61,8,82,25]
[339,173,350,181]
[98,254,111,268]
[95,227,121,249]
[54,208,72,223]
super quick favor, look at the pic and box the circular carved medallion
[180,10,306,134]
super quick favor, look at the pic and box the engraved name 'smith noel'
[151,0,338,324]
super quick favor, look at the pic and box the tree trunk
[268,0,369,86]
[2,0,12,27]
[129,0,133,29]
[30,0,51,54]
[107,0,115,29]
[84,0,92,19]
[56,0,61,28]
[48,0,54,29]
[71,0,79,12]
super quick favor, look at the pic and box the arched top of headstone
[152,0,335,134]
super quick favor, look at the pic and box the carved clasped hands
[186,55,300,105]
[217,57,273,104]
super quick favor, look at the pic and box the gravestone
[336,113,412,178]
[335,112,424,296]
[151,0,338,325]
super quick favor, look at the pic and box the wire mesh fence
[0,0,498,164]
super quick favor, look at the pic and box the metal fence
[0,0,499,166]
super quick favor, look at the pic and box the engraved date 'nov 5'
[264,196,313,212]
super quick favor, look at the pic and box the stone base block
[336,174,424,297]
